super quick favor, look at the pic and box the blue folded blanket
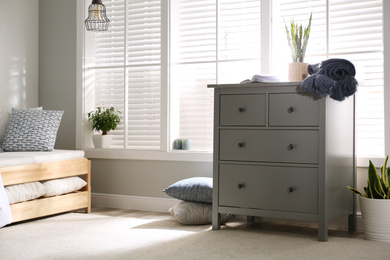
[300,58,358,101]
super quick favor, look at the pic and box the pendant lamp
[85,0,110,31]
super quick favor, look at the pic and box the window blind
[171,0,261,151]
[85,0,161,150]
[276,0,384,157]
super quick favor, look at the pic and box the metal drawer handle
[289,187,295,193]
[238,107,246,113]
[238,142,246,148]
[238,183,245,189]
[288,144,295,151]
[288,106,295,113]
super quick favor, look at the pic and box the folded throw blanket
[300,58,358,101]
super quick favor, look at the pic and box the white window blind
[274,0,384,157]
[170,0,261,151]
[84,0,161,150]
[84,0,383,158]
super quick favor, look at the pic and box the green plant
[87,107,121,135]
[284,12,312,63]
[348,156,390,199]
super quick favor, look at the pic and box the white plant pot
[360,196,390,242]
[92,135,112,148]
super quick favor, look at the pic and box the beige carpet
[0,211,389,260]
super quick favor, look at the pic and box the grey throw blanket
[300,58,358,101]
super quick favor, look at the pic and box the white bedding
[0,149,85,168]
[0,173,13,228]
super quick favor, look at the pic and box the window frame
[76,0,390,165]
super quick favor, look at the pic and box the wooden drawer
[269,93,319,126]
[220,94,266,126]
[219,129,318,164]
[219,164,318,214]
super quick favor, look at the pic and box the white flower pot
[360,196,390,242]
[92,135,112,148]
[288,62,309,82]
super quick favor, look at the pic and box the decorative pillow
[0,107,42,147]
[163,177,212,203]
[42,177,87,197]
[2,108,64,151]
[169,201,234,225]
[5,182,47,204]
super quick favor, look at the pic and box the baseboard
[91,193,180,213]
[91,193,363,231]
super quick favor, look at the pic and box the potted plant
[348,156,390,242]
[87,107,121,148]
[284,12,312,81]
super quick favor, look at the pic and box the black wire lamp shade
[85,0,110,31]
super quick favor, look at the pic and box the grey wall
[91,159,212,197]
[39,0,77,150]
[0,0,39,130]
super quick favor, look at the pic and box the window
[272,0,384,157]
[83,0,262,155]
[82,0,385,160]
[170,0,262,151]
[84,0,161,150]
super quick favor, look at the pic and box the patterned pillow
[1,108,64,151]
[0,107,42,147]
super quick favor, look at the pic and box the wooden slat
[1,158,89,186]
[10,191,89,222]
[0,158,91,222]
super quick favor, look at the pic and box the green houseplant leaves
[348,156,390,199]
[284,12,312,63]
[88,107,121,135]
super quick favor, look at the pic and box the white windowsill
[84,148,213,162]
[84,149,384,166]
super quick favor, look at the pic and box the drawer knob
[238,183,245,189]
[289,187,295,193]
[288,106,295,113]
[238,142,246,148]
[238,107,246,113]
[288,144,295,151]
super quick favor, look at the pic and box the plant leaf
[291,20,298,62]
[364,186,371,198]
[382,155,389,188]
[301,12,312,62]
[347,186,364,196]
[368,160,385,198]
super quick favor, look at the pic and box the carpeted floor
[0,209,389,260]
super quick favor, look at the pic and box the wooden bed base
[1,158,91,223]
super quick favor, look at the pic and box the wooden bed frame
[0,158,91,223]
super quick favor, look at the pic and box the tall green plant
[284,12,312,63]
[88,107,121,135]
[348,156,390,199]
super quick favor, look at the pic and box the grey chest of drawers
[209,82,356,242]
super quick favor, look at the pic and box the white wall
[0,0,39,143]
